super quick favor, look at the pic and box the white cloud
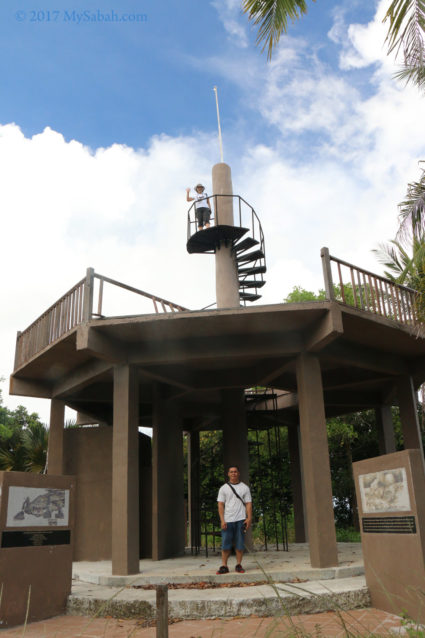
[334,0,393,71]
[211,0,249,48]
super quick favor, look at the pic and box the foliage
[374,234,425,325]
[397,166,425,238]
[284,286,327,303]
[241,0,315,60]
[0,388,48,473]
[383,0,425,90]
[284,283,357,307]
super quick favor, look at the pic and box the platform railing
[187,194,265,258]
[321,247,420,327]
[14,269,188,370]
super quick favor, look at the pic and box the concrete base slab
[72,543,364,587]
[67,576,370,620]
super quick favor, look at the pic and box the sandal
[235,564,245,573]
[216,565,229,574]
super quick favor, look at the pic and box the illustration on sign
[6,486,70,527]
[359,467,411,513]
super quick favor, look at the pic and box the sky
[1,0,425,423]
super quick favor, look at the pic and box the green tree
[0,387,48,473]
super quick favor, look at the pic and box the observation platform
[10,251,425,427]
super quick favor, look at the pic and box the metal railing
[14,269,188,370]
[321,247,420,327]
[187,193,265,256]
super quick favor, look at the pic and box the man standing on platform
[216,465,252,574]
[186,183,212,230]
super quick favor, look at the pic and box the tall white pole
[213,86,224,163]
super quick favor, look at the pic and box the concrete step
[68,576,370,620]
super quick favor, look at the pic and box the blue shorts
[221,520,245,551]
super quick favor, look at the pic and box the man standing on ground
[216,465,252,574]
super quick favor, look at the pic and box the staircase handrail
[187,193,265,261]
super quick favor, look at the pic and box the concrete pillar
[152,384,185,560]
[112,365,139,575]
[221,389,250,483]
[296,352,338,567]
[47,398,65,475]
[221,388,252,548]
[288,425,306,543]
[396,376,424,456]
[375,405,396,455]
[188,430,201,551]
[212,163,240,309]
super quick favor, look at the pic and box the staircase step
[238,279,266,289]
[234,237,259,254]
[240,292,262,302]
[238,265,267,276]
[237,249,265,263]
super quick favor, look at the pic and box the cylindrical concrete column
[212,163,234,226]
[212,163,240,309]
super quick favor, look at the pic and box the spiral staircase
[186,194,266,304]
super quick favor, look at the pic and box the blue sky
[2,0,376,149]
[2,0,425,420]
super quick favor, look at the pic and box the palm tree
[22,422,48,473]
[241,1,425,235]
[383,0,425,91]
[242,0,314,60]
[374,234,425,326]
[242,1,425,86]
[374,234,425,284]
[397,164,425,237]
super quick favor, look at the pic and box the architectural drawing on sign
[359,468,411,514]
[7,486,69,527]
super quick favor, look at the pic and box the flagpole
[213,86,224,163]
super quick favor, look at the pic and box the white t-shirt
[193,191,210,209]
[217,481,252,523]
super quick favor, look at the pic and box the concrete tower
[212,162,240,309]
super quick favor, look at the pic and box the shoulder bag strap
[227,482,245,504]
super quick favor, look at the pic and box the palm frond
[394,55,425,89]
[242,0,313,59]
[373,240,413,282]
[397,167,425,238]
[384,0,425,58]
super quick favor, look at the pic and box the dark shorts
[195,207,211,227]
[222,520,245,551]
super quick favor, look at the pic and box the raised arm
[186,187,194,202]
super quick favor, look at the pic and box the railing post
[156,585,168,638]
[14,331,22,370]
[82,267,95,322]
[321,247,335,301]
